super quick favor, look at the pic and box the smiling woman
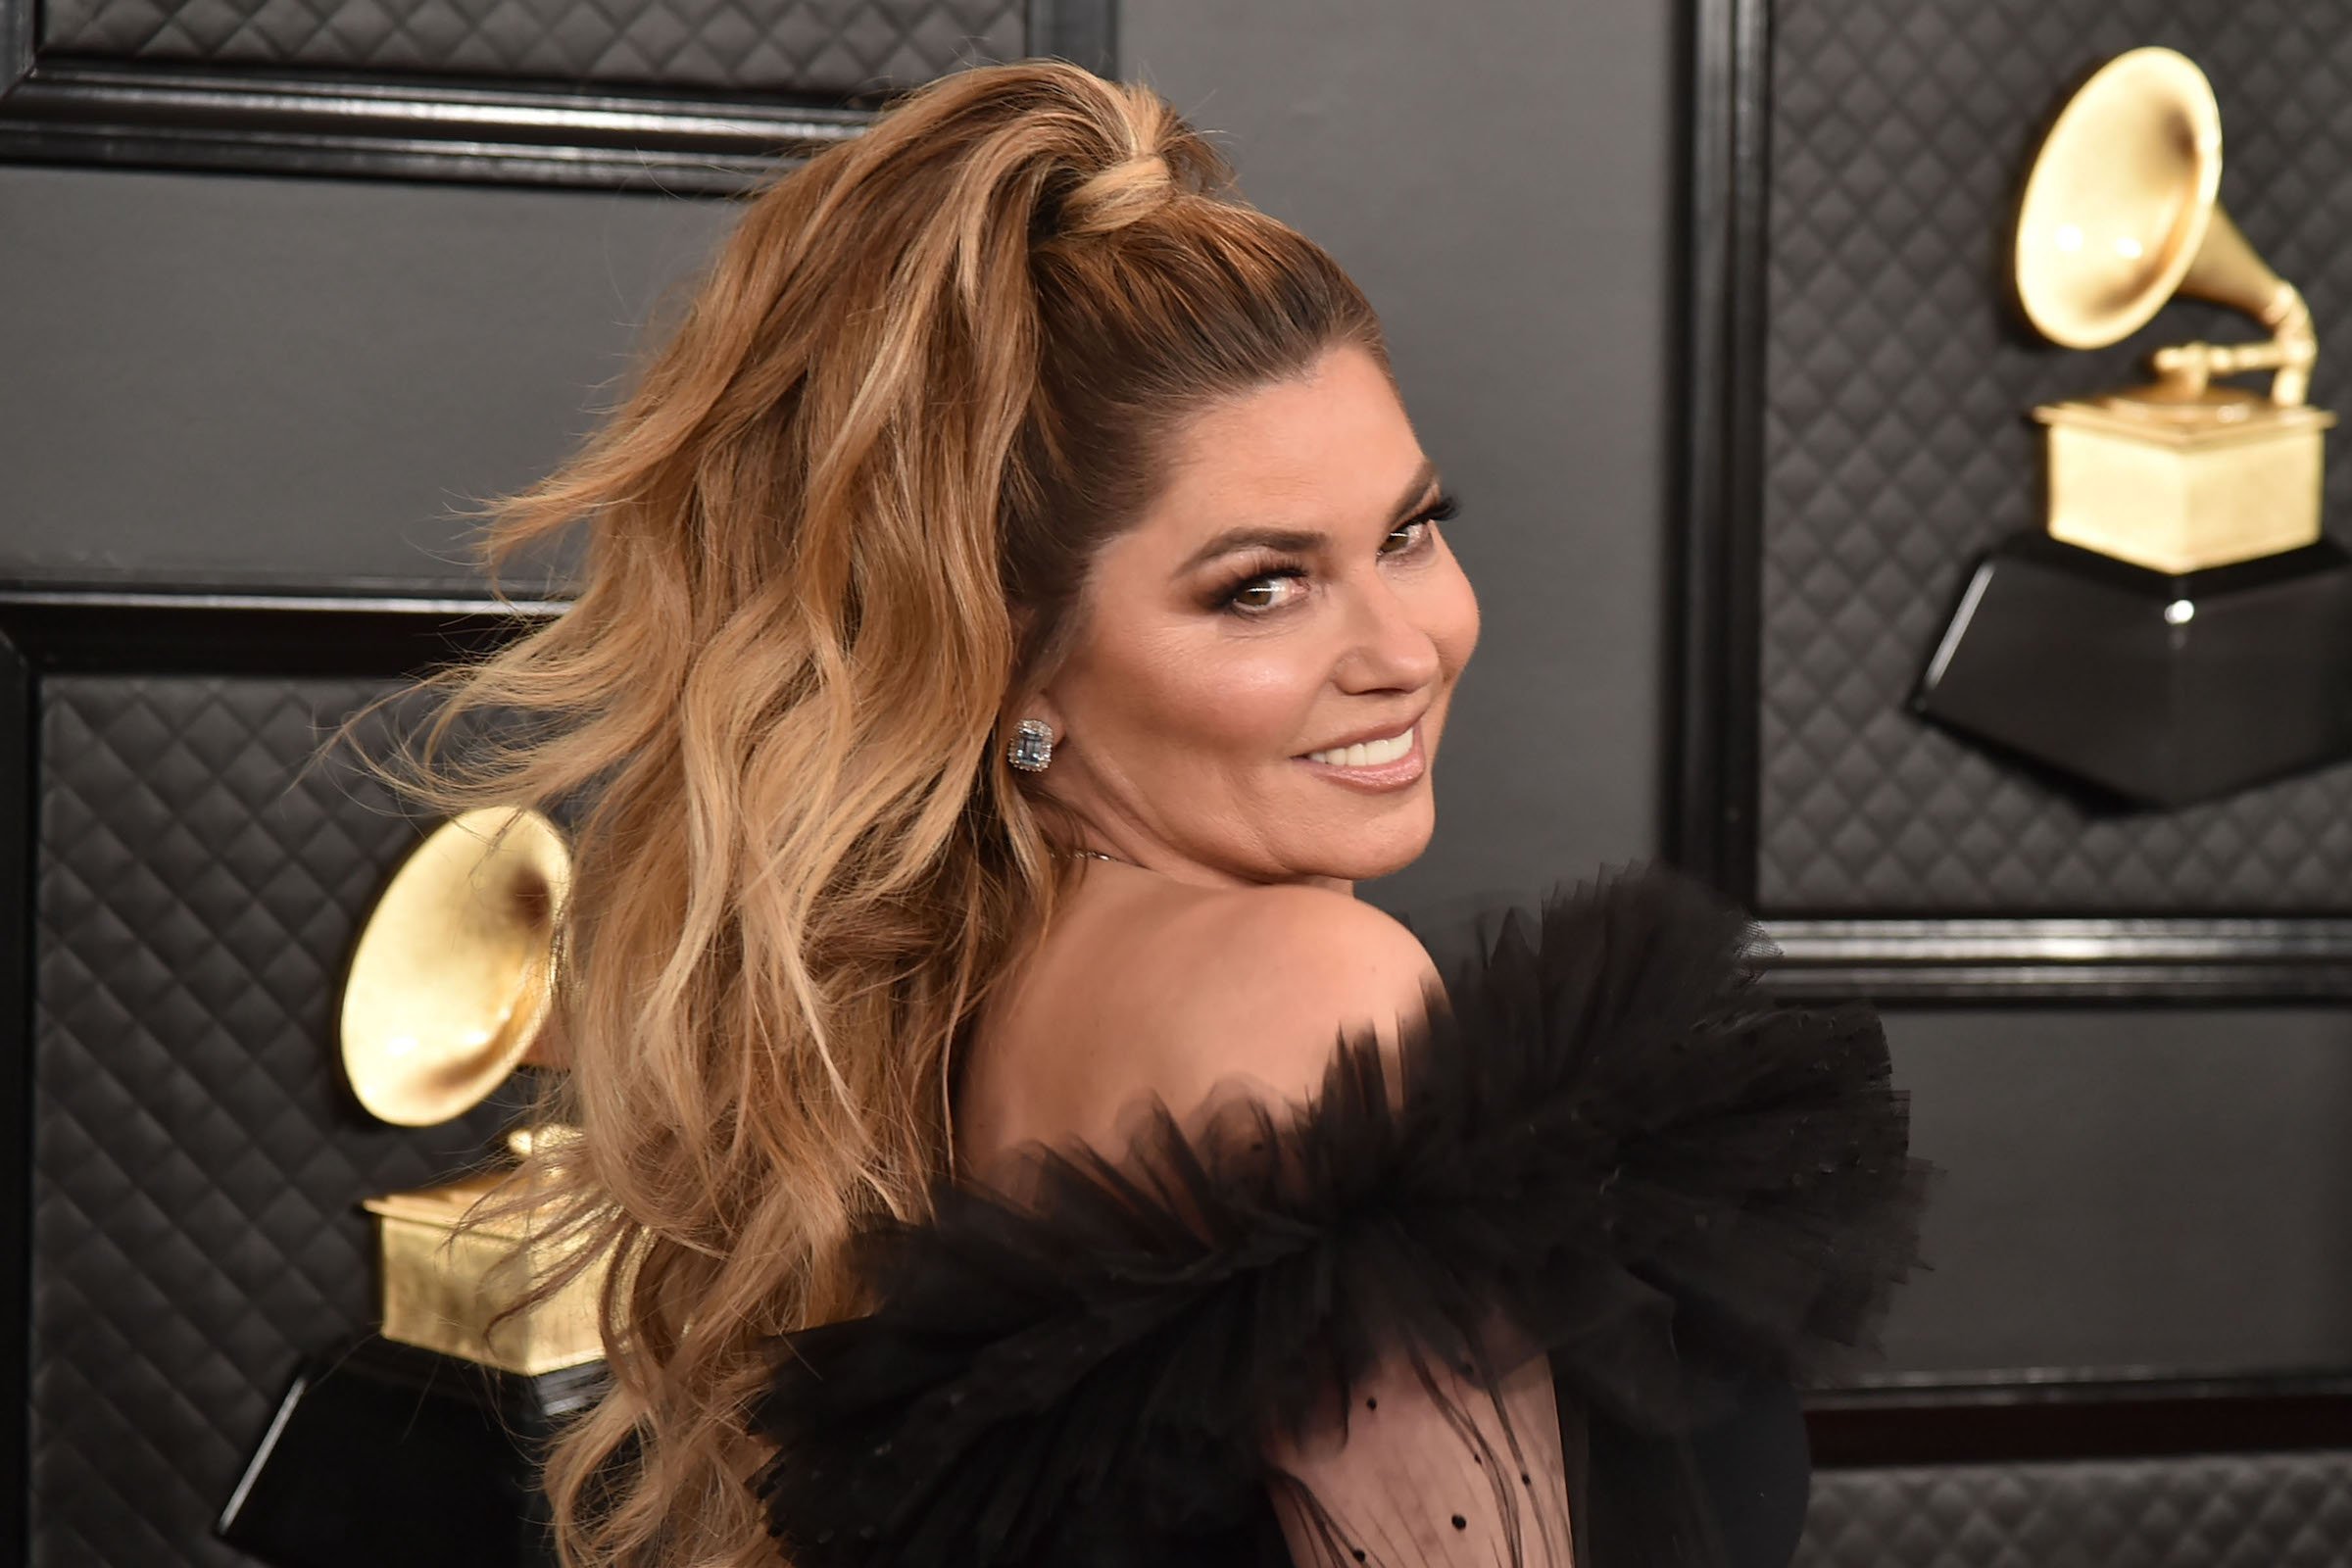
[389,57,1924,1568]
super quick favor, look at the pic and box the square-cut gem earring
[1007,718,1055,772]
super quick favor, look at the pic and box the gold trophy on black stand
[220,807,605,1568]
[1917,46,2352,805]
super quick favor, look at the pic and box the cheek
[1425,557,1483,682]
[1108,625,1330,762]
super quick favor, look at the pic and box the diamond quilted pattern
[38,0,1027,95]
[29,674,523,1568]
[1760,0,2352,911]
[1799,1451,2352,1568]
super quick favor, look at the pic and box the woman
[411,59,1922,1568]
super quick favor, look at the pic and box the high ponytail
[393,60,1383,1567]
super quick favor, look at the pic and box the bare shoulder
[961,879,1440,1177]
[1153,882,1439,1103]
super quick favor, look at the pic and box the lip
[1294,719,1428,792]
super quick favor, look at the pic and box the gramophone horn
[2016,47,2222,349]
[339,806,571,1128]
[2015,46,2313,403]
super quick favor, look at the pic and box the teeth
[1306,728,1413,767]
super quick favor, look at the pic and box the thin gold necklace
[1069,846,1144,869]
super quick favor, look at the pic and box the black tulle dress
[752,866,1929,1568]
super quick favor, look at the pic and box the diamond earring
[1006,718,1055,772]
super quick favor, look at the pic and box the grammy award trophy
[1916,47,2352,806]
[219,807,604,1568]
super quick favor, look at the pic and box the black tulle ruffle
[752,865,1928,1567]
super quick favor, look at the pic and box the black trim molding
[1675,0,1770,909]
[0,613,25,1568]
[0,0,1116,191]
[0,586,561,674]
[1758,914,2352,1002]
[1806,1370,2352,1468]
[1676,0,2352,1003]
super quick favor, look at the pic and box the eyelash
[1213,494,1460,616]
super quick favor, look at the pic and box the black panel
[40,0,1026,92]
[0,0,1117,190]
[25,670,523,1566]
[1680,0,2352,996]
[1798,1380,2352,1566]
[0,169,731,597]
[1800,1448,2352,1568]
[0,599,551,1567]
[1759,0,2352,914]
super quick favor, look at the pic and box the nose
[1333,573,1443,695]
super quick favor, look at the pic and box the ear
[1005,589,1091,752]
[997,668,1067,750]
[1023,688,1069,739]
[1004,619,1070,742]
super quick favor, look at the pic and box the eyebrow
[1174,458,1444,575]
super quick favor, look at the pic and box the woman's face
[1030,342,1480,888]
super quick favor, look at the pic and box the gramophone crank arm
[2150,280,2318,407]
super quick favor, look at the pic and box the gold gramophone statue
[345,805,600,1377]
[1917,46,2352,806]
[2019,46,2328,571]
[220,807,603,1568]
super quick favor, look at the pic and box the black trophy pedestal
[218,1334,607,1568]
[1915,532,2352,807]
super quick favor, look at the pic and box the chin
[1309,804,1436,882]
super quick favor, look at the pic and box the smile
[1302,728,1415,767]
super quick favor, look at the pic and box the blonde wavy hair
[397,59,1384,1568]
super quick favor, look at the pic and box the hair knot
[1058,152,1177,237]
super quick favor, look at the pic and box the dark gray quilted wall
[39,0,1026,93]
[1801,1449,2352,1567]
[29,674,520,1568]
[1760,0,2352,912]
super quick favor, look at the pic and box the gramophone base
[2035,395,2333,573]
[1915,532,2352,807]
[218,1333,606,1568]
